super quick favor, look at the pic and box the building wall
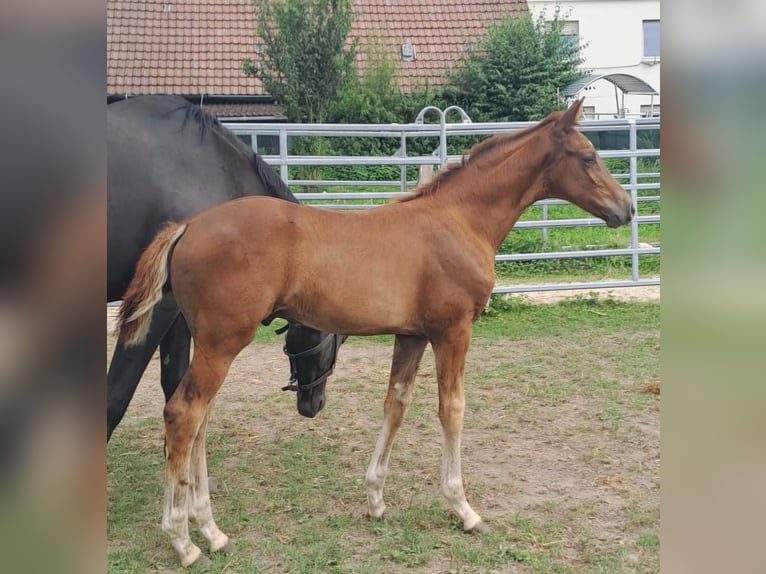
[527,0,660,118]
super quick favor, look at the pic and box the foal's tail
[115,222,188,346]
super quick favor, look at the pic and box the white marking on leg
[161,459,203,567]
[364,374,415,518]
[441,431,483,531]
[188,414,229,552]
[365,419,392,518]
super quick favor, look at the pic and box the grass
[496,198,660,283]
[477,294,660,340]
[108,298,659,573]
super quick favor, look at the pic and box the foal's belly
[278,277,425,337]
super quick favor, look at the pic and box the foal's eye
[582,155,597,166]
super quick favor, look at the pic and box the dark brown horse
[116,100,634,567]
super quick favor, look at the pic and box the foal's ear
[558,98,584,132]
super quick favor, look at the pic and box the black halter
[280,330,345,393]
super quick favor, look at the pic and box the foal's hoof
[466,520,490,534]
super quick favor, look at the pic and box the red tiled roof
[200,102,285,119]
[107,0,264,95]
[352,1,526,90]
[108,0,528,99]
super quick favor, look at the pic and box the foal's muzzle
[606,203,634,228]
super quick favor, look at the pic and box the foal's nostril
[630,205,636,216]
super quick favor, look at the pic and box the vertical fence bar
[439,114,448,168]
[628,119,639,281]
[541,202,549,246]
[400,131,407,193]
[279,128,289,186]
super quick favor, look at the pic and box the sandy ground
[499,283,660,304]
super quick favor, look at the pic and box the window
[640,104,660,118]
[582,106,596,120]
[643,20,660,59]
[561,20,579,50]
[547,20,579,49]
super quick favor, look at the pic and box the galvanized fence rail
[224,114,660,296]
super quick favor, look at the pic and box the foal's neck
[448,132,551,252]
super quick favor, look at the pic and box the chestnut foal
[117,100,633,566]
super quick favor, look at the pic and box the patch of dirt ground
[107,287,659,570]
[500,283,660,304]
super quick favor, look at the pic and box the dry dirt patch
[502,283,660,305]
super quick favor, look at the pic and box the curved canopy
[563,73,658,97]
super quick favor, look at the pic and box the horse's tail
[115,222,188,346]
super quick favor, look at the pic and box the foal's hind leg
[188,407,232,554]
[365,335,428,518]
[431,326,488,533]
[161,348,236,567]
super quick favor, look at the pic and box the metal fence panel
[224,116,660,296]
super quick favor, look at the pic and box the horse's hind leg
[365,335,427,518]
[159,312,191,402]
[431,326,488,533]
[107,294,179,441]
[188,408,232,554]
[161,347,235,567]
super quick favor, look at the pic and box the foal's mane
[170,98,297,202]
[400,112,563,202]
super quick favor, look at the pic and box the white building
[527,0,660,118]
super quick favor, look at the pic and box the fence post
[628,118,639,281]
[439,113,448,168]
[400,130,407,193]
[541,203,549,246]
[279,127,289,186]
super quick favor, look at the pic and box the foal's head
[543,99,634,228]
[284,325,345,418]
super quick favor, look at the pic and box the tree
[327,40,442,125]
[445,10,588,121]
[243,0,357,123]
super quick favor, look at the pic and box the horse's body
[107,95,336,439]
[117,101,634,566]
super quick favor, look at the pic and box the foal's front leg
[365,335,428,518]
[431,327,488,533]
